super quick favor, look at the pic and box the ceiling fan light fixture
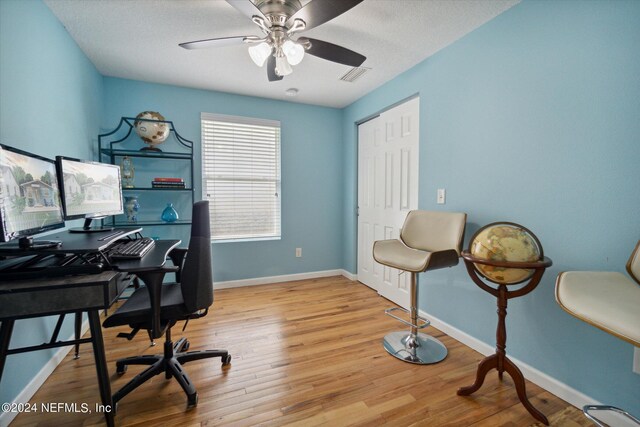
[248,42,272,67]
[275,55,293,76]
[181,0,368,82]
[282,40,305,66]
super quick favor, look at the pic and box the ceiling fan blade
[179,36,254,50]
[267,55,283,82]
[298,37,366,67]
[286,0,364,32]
[226,0,268,23]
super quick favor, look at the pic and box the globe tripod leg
[457,353,498,396]
[504,357,549,425]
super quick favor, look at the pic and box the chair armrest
[168,247,188,282]
[168,247,188,265]
[114,266,178,340]
[135,269,168,339]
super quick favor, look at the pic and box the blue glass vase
[161,203,179,223]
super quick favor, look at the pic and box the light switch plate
[437,188,446,204]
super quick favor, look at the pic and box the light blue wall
[0,0,104,406]
[342,0,640,413]
[103,78,344,282]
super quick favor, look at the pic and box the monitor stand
[68,217,115,233]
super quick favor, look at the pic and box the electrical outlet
[437,188,446,204]
[295,248,302,258]
[634,347,640,374]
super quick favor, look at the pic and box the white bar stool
[555,240,640,427]
[373,210,466,364]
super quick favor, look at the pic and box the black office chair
[103,201,230,408]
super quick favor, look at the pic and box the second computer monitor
[56,156,123,232]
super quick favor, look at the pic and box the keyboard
[109,237,155,259]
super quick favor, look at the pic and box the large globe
[134,111,170,151]
[469,222,543,284]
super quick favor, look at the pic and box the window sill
[212,236,281,244]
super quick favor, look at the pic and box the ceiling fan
[179,0,366,81]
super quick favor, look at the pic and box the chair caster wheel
[116,362,127,375]
[187,393,198,408]
[222,354,232,366]
[175,338,190,352]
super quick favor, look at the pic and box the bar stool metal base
[383,331,447,364]
[583,405,640,427]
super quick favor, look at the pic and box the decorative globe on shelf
[134,111,170,151]
[469,222,543,284]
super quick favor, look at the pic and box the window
[201,113,281,241]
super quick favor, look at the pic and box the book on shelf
[153,177,184,183]
[152,183,186,189]
[152,180,185,185]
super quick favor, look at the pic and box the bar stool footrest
[385,307,430,329]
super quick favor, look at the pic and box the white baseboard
[340,270,357,281]
[419,308,602,410]
[214,269,349,289]
[0,317,91,426]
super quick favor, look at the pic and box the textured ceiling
[44,0,519,108]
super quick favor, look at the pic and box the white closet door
[357,97,419,308]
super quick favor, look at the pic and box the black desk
[0,233,180,427]
[0,227,141,255]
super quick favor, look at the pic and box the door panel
[357,97,419,308]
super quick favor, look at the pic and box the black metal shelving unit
[98,117,194,228]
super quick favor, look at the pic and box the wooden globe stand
[458,252,553,425]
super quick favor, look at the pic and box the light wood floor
[12,276,589,426]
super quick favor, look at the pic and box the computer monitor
[56,156,123,233]
[0,144,65,249]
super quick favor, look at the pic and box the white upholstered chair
[555,240,640,426]
[373,210,466,364]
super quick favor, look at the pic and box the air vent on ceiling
[339,66,370,83]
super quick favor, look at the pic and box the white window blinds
[201,113,281,241]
